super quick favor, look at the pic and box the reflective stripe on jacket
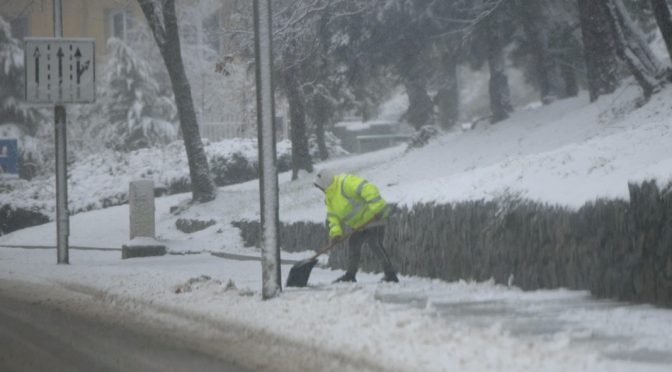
[325,174,391,238]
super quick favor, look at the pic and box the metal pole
[54,0,69,264]
[54,0,62,38]
[254,0,280,299]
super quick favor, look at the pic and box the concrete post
[123,180,165,259]
[129,180,156,240]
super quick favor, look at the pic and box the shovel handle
[308,239,340,261]
[308,217,379,261]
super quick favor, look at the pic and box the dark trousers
[346,226,396,275]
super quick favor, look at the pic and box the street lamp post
[254,0,281,299]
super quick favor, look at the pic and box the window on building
[109,8,134,42]
[10,16,29,41]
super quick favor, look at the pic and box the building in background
[1,0,261,141]
[1,0,145,63]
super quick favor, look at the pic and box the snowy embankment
[2,84,672,370]
[377,87,672,208]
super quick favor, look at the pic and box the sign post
[24,0,96,264]
[53,0,68,265]
[253,0,281,299]
[54,106,67,264]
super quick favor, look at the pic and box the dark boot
[333,272,357,283]
[382,271,399,283]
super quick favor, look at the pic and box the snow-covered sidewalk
[1,247,671,372]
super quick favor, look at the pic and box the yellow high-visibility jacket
[325,174,391,238]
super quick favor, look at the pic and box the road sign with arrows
[24,38,95,104]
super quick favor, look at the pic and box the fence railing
[199,117,288,141]
[199,122,255,141]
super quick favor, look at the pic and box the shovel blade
[286,258,318,287]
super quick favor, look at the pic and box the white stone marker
[129,180,155,240]
[124,180,165,259]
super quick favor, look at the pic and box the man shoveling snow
[314,169,399,283]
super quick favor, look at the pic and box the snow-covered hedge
[232,219,325,253]
[329,181,672,307]
[0,204,49,236]
[0,139,294,224]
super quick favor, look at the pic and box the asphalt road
[0,289,250,372]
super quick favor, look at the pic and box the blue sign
[0,139,18,177]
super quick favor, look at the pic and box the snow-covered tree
[81,38,177,151]
[651,0,672,60]
[0,17,34,134]
[601,0,667,99]
[271,1,366,179]
[650,0,672,63]
[137,0,216,203]
[0,16,48,179]
[320,2,395,123]
[178,1,256,127]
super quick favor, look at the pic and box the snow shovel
[286,219,377,288]
[285,239,341,287]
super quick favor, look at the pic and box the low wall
[0,205,49,236]
[331,181,671,307]
[232,220,326,253]
[233,180,672,307]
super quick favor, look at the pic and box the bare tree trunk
[315,119,328,161]
[577,0,620,102]
[397,37,433,131]
[650,0,672,63]
[284,70,313,180]
[558,24,580,98]
[561,63,579,97]
[137,0,216,202]
[311,93,330,161]
[435,56,459,130]
[518,0,564,104]
[486,11,513,123]
[404,76,434,131]
[350,64,374,121]
[601,0,665,99]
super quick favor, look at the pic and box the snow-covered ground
[3,83,672,370]
[1,248,672,372]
